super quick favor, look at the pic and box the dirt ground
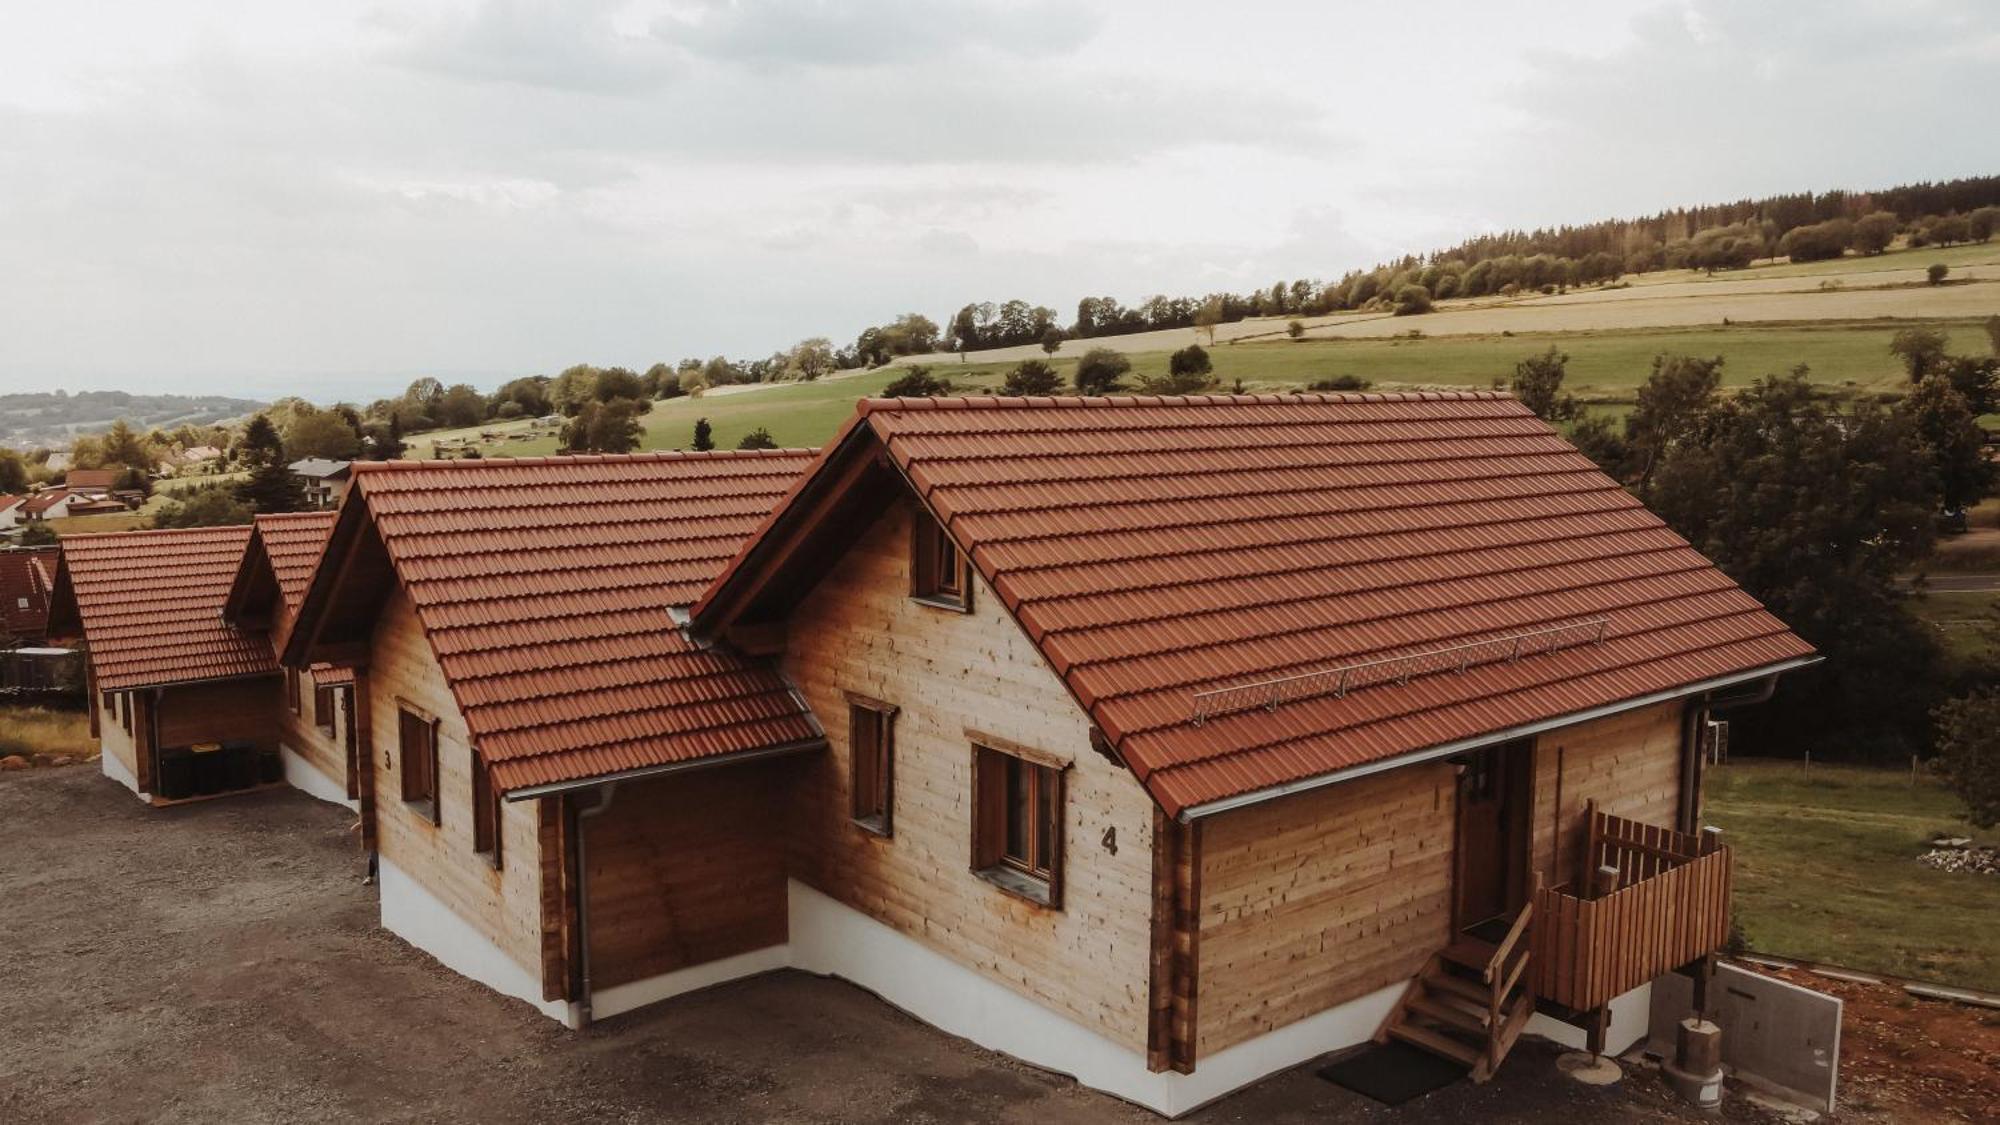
[1742,964,2000,1124]
[0,764,1969,1124]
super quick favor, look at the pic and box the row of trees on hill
[832,176,2000,364]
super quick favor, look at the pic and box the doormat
[1316,1041,1468,1106]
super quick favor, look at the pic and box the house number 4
[1101,827,1116,855]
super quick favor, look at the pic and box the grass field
[0,705,94,760]
[1706,760,1998,991]
[406,316,1995,458]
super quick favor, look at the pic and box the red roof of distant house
[22,490,72,516]
[48,526,278,691]
[695,393,1817,817]
[288,451,823,793]
[0,494,23,512]
[64,469,120,491]
[0,546,59,641]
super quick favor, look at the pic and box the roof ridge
[349,448,819,473]
[59,524,253,542]
[858,390,1519,414]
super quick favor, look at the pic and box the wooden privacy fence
[1530,805,1732,1012]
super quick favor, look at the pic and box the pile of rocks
[1918,838,1999,875]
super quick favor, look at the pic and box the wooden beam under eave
[538,795,574,1003]
[1145,811,1202,1074]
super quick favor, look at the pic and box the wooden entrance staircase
[1375,900,1536,1082]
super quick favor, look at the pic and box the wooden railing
[1530,805,1732,1012]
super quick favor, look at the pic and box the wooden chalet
[222,511,356,808]
[262,393,1815,1115]
[47,527,288,803]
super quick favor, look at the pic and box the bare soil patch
[1740,963,2000,1124]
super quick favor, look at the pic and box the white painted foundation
[377,856,575,1025]
[372,864,1399,1116]
[1526,981,1655,1057]
[786,879,1398,1117]
[279,744,359,811]
[590,944,793,1022]
[99,748,144,799]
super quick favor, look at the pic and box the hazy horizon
[5,0,1998,401]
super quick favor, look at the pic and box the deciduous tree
[1074,348,1131,395]
[1510,346,1580,422]
[735,427,778,450]
[1629,354,1724,485]
[881,366,954,397]
[1002,360,1062,396]
[1933,692,2000,827]
[1890,326,1950,381]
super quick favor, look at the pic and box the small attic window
[911,511,971,612]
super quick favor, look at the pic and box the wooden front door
[1454,740,1533,930]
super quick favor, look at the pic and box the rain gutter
[1174,656,1821,823]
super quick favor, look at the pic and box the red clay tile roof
[255,511,338,613]
[317,451,823,792]
[50,526,278,691]
[310,663,354,686]
[0,494,23,512]
[22,490,72,516]
[0,546,59,641]
[697,393,1816,817]
[64,469,120,491]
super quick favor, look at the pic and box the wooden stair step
[1439,939,1496,972]
[1409,993,1491,1032]
[1425,971,1493,1004]
[1387,1022,1481,1067]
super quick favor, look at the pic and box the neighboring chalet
[48,527,285,802]
[0,545,58,644]
[0,494,26,531]
[272,394,1813,1116]
[223,511,355,808]
[289,458,352,511]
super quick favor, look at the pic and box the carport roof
[286,451,824,793]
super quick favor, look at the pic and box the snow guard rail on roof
[1190,617,1611,726]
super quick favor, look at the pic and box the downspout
[1679,673,1782,831]
[570,781,619,1027]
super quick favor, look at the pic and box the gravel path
[2,765,1783,1124]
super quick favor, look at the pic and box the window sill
[974,865,1057,909]
[474,848,502,872]
[851,814,892,839]
[909,593,971,614]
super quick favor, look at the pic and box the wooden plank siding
[1530,700,1686,890]
[1194,762,1456,1057]
[581,763,791,990]
[98,689,139,783]
[279,670,350,791]
[368,589,547,982]
[155,676,281,751]
[780,500,1159,1052]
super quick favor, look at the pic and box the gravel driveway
[1,765,1770,1124]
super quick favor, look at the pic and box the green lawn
[1706,760,1998,991]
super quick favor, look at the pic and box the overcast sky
[2,0,1996,401]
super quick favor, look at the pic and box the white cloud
[0,0,1991,398]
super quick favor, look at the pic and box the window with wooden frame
[470,748,502,869]
[910,511,971,611]
[398,705,440,825]
[847,695,897,836]
[313,683,336,733]
[971,741,1065,907]
[285,668,301,715]
[119,691,132,734]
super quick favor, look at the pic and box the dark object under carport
[1316,1040,1468,1106]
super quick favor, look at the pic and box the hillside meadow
[406,315,1996,456]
